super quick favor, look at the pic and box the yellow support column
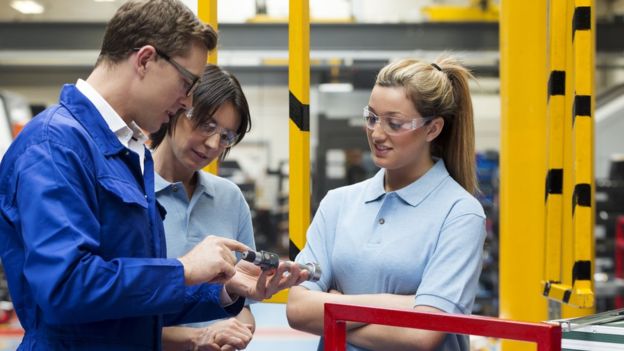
[288,0,310,263]
[562,0,595,317]
[198,0,219,175]
[263,0,310,304]
[560,0,577,316]
[499,1,548,350]
[541,0,568,318]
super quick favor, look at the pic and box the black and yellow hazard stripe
[288,0,310,264]
[542,0,567,293]
[569,0,594,310]
[198,0,219,175]
[542,0,595,311]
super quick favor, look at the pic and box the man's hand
[225,260,309,300]
[191,319,253,351]
[178,236,250,286]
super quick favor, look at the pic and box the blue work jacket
[0,85,243,350]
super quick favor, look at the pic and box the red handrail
[324,303,561,351]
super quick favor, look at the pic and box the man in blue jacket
[0,1,305,350]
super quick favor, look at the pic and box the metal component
[298,262,322,282]
[558,308,624,332]
[242,250,279,270]
[241,250,321,282]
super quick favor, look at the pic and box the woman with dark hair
[152,65,299,350]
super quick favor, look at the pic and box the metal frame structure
[499,4,549,350]
[323,303,562,351]
[542,0,595,313]
[287,0,311,264]
[198,0,219,175]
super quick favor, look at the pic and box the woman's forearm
[287,286,416,335]
[346,306,446,351]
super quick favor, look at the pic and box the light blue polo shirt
[155,170,256,326]
[295,159,486,351]
[155,170,255,260]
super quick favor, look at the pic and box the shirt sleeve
[163,284,245,326]
[236,191,255,250]
[414,208,486,315]
[16,141,188,324]
[295,190,339,292]
[234,191,257,306]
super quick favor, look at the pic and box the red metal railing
[324,303,561,351]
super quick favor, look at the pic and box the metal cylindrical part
[297,262,321,282]
[242,250,321,281]
[242,250,279,270]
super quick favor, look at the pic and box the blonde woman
[287,57,486,351]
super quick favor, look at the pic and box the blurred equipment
[554,308,624,350]
[595,156,624,311]
[0,90,32,138]
[474,150,499,316]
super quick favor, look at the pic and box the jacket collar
[59,84,126,156]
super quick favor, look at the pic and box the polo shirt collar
[196,171,216,198]
[364,159,450,207]
[154,170,216,198]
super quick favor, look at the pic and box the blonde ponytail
[376,55,478,194]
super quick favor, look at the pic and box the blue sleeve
[415,207,486,314]
[295,190,339,292]
[164,284,245,325]
[16,141,187,324]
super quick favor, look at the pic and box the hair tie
[431,63,442,72]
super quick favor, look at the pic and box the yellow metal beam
[265,0,311,305]
[288,0,310,262]
[562,0,595,316]
[198,0,219,175]
[499,0,548,350]
[543,0,595,317]
[543,0,567,295]
[560,0,578,317]
[422,0,498,22]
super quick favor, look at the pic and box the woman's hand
[226,260,308,300]
[191,318,254,351]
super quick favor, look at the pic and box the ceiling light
[10,0,44,14]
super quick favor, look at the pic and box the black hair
[150,64,251,159]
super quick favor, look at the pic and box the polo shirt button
[172,186,178,192]
[379,218,385,225]
[124,151,129,156]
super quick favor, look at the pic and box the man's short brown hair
[96,0,217,66]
